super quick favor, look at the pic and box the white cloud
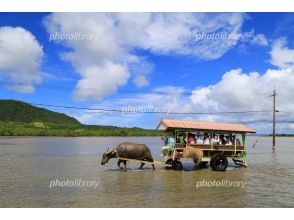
[73,61,129,100]
[44,13,247,101]
[133,75,149,87]
[129,58,153,88]
[75,40,294,133]
[190,68,294,113]
[141,13,246,59]
[0,26,44,92]
[251,34,268,46]
[270,38,294,68]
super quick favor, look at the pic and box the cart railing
[174,143,245,151]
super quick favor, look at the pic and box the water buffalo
[101,142,155,171]
[182,147,203,168]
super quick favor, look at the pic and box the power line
[29,102,273,115]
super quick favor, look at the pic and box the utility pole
[269,88,278,151]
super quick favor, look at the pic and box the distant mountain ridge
[0,100,81,126]
[0,99,164,136]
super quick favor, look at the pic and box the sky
[0,12,294,133]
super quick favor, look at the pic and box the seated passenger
[203,133,210,145]
[166,136,175,147]
[232,135,241,145]
[187,133,195,144]
[236,138,241,145]
[178,133,186,144]
[225,135,233,145]
[219,134,226,145]
[211,134,219,145]
[196,135,204,144]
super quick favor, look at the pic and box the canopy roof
[157,119,256,133]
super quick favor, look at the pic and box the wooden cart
[157,119,256,171]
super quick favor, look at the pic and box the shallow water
[0,136,293,207]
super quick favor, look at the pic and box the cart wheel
[172,160,183,171]
[210,153,228,171]
[165,159,173,169]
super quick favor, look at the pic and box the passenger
[211,134,219,145]
[203,133,210,145]
[196,134,204,144]
[166,136,176,147]
[188,133,196,144]
[236,138,241,146]
[178,134,185,144]
[219,134,226,145]
[230,135,234,145]
[194,134,198,143]
[232,135,241,145]
[225,135,233,145]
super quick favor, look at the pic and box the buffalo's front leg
[123,160,127,172]
[139,163,145,170]
[152,164,155,170]
[117,160,124,171]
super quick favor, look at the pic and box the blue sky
[0,13,293,133]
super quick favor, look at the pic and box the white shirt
[203,138,210,145]
[211,138,219,145]
[196,138,203,144]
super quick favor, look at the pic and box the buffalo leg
[139,163,145,170]
[117,160,124,171]
[123,160,127,172]
[149,157,155,170]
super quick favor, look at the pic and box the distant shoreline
[268,134,294,137]
[1,134,294,138]
[0,135,162,138]
[0,121,164,137]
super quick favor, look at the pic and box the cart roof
[157,119,256,133]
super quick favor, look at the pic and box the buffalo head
[101,147,117,165]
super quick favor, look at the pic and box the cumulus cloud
[0,26,44,92]
[270,38,294,68]
[138,13,245,59]
[133,75,149,87]
[44,13,247,101]
[251,34,268,46]
[76,40,294,133]
[73,61,129,100]
[187,39,294,132]
[190,68,294,112]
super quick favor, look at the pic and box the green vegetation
[0,122,164,136]
[269,134,294,137]
[0,100,164,137]
[0,100,80,126]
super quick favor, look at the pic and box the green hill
[0,99,163,136]
[0,100,81,126]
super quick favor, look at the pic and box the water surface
[0,136,293,207]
